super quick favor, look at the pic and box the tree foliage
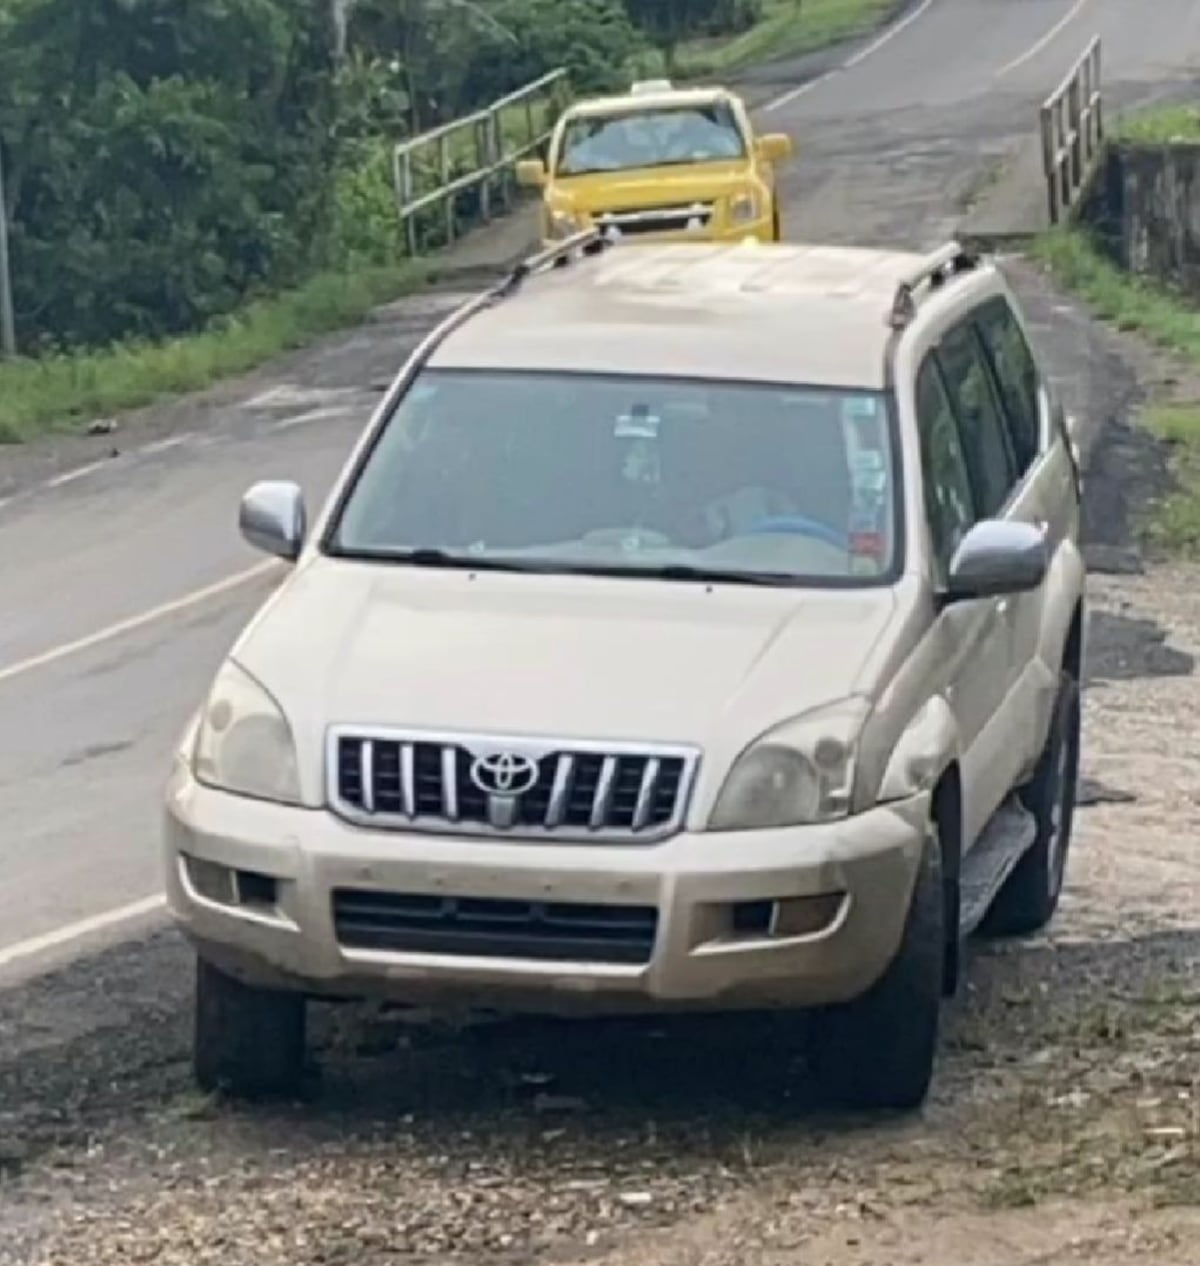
[622,0,762,67]
[0,0,756,353]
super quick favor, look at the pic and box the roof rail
[631,78,673,95]
[492,226,614,298]
[888,240,978,329]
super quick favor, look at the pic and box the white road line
[139,434,193,454]
[761,71,834,113]
[269,403,355,431]
[44,459,111,488]
[843,0,936,67]
[0,558,280,687]
[994,0,1091,79]
[762,0,936,112]
[0,894,167,972]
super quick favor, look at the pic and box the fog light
[770,892,844,938]
[235,869,278,909]
[185,855,236,905]
[731,900,773,935]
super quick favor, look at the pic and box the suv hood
[553,161,754,212]
[234,559,895,799]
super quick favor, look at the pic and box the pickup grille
[594,201,714,236]
[329,729,697,841]
[333,890,658,964]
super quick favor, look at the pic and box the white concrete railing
[1040,36,1104,225]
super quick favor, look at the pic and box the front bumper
[164,762,929,1016]
[542,212,777,248]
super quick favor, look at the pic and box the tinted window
[936,323,1016,517]
[915,358,976,576]
[976,298,1040,474]
[332,370,900,586]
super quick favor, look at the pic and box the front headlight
[192,659,302,806]
[729,191,761,223]
[708,698,871,831]
[547,207,582,237]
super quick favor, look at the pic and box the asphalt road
[1,0,1198,981]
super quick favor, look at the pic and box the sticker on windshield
[852,467,888,493]
[850,449,885,472]
[842,395,879,422]
[615,403,660,439]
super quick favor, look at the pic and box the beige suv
[164,230,1085,1110]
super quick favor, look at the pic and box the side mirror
[239,480,306,562]
[516,158,547,187]
[945,520,1047,601]
[755,133,794,163]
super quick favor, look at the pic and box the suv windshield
[329,370,900,587]
[555,103,746,176]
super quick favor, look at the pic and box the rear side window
[915,357,976,577]
[975,297,1041,474]
[935,323,1016,518]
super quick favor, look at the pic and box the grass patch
[677,0,896,77]
[1143,404,1200,554]
[1032,227,1200,554]
[0,260,429,444]
[1031,228,1200,357]
[1116,101,1200,144]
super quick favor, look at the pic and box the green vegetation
[0,0,890,442]
[1115,101,1200,144]
[0,261,429,445]
[1033,227,1200,555]
[1142,405,1200,554]
[677,0,895,75]
[1032,230,1200,356]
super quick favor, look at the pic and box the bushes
[0,0,336,352]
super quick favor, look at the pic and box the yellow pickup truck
[516,79,793,246]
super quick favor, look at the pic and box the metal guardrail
[392,68,569,256]
[1039,36,1103,225]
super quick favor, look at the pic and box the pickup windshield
[555,103,747,176]
[328,370,900,587]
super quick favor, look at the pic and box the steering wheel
[743,515,848,550]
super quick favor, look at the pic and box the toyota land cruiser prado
[165,231,1085,1110]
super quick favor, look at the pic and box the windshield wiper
[329,545,552,573]
[583,562,796,586]
[328,546,798,585]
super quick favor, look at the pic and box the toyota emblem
[469,751,539,797]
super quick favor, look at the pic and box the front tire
[807,828,943,1110]
[983,673,1080,936]
[194,956,307,1098]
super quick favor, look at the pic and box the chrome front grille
[328,729,698,841]
[594,201,714,237]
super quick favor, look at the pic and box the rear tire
[807,827,943,1110]
[194,956,306,1098]
[982,673,1080,937]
